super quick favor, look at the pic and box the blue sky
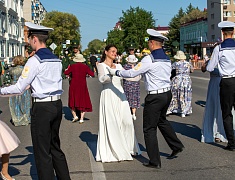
[40,0,207,50]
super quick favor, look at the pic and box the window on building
[224,0,231,5]
[212,35,215,42]
[224,11,232,17]
[12,44,14,57]
[0,41,3,57]
[211,24,215,30]
[211,2,214,8]
[211,13,214,19]
[234,0,235,4]
[6,43,9,57]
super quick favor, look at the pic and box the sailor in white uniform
[108,29,184,168]
[0,22,71,179]
[204,21,235,151]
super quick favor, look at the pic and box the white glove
[106,67,117,76]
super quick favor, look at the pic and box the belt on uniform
[148,87,171,94]
[222,75,235,79]
[33,95,61,102]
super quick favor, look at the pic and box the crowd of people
[0,20,235,179]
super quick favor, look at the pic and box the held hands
[0,85,30,97]
[106,67,117,76]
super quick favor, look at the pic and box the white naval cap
[25,22,53,37]
[218,21,235,31]
[147,29,168,42]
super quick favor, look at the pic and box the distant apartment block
[23,0,46,25]
[207,0,235,42]
[0,0,25,62]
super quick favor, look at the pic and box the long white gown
[201,69,235,143]
[96,63,141,163]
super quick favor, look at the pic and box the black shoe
[169,148,183,157]
[143,162,161,169]
[224,145,235,151]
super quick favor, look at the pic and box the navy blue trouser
[220,78,235,147]
[143,91,184,166]
[31,99,70,180]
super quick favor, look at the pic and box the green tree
[106,29,125,54]
[107,6,154,53]
[120,6,155,51]
[180,8,207,24]
[185,3,195,14]
[165,7,185,54]
[87,39,106,54]
[41,11,81,55]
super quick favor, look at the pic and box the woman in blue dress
[167,51,194,117]
[9,55,31,126]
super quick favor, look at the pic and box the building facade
[180,18,215,57]
[154,26,169,35]
[207,0,235,42]
[0,0,25,62]
[23,0,46,25]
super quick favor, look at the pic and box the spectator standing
[90,54,98,76]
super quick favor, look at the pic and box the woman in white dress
[201,67,235,143]
[0,119,20,180]
[96,44,141,163]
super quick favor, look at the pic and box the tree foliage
[185,3,195,14]
[87,39,106,54]
[180,9,207,24]
[41,11,81,55]
[120,7,154,51]
[106,29,125,54]
[165,7,185,52]
[106,6,154,53]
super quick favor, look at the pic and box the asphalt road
[0,70,235,180]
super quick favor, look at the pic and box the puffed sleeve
[97,63,112,84]
[206,45,219,72]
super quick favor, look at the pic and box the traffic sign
[50,43,57,50]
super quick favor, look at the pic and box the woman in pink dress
[0,120,20,180]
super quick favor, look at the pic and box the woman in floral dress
[123,55,141,120]
[167,51,194,117]
[9,55,31,126]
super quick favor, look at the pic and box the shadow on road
[195,100,206,107]
[63,106,90,122]
[10,146,38,179]
[170,120,201,141]
[79,131,98,158]
[63,106,73,121]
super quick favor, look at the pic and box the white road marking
[87,141,106,180]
